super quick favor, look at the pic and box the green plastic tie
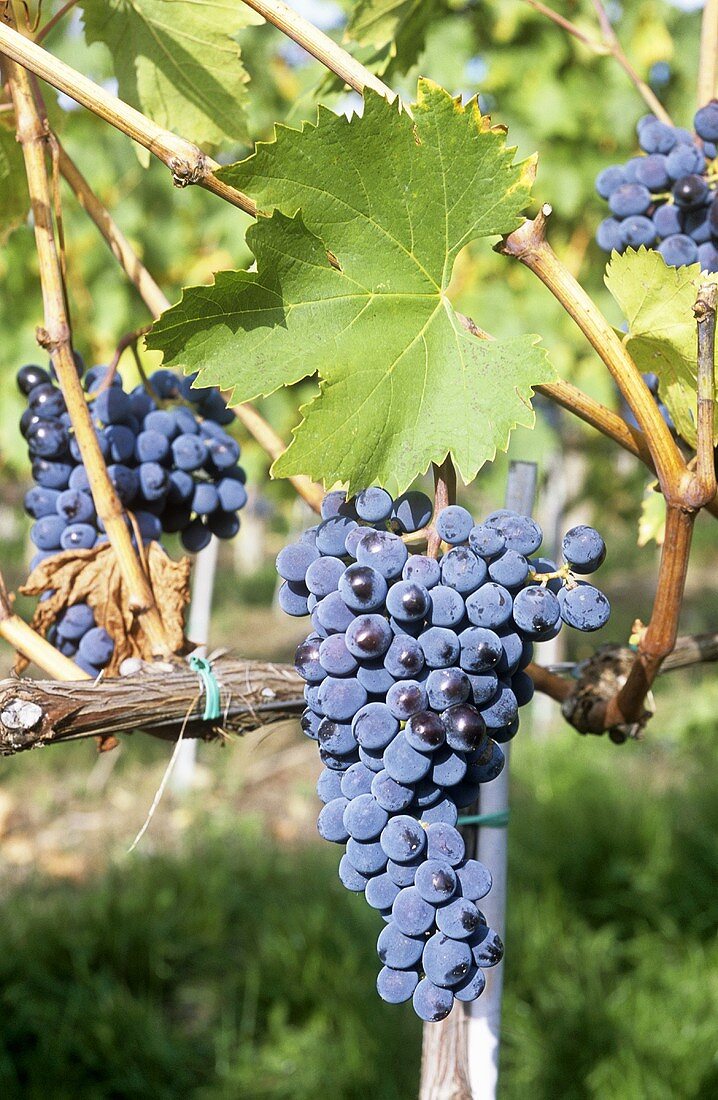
[456,810,510,828]
[189,655,222,722]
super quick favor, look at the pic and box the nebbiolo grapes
[595,103,718,271]
[277,489,610,1020]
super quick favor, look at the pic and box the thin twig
[239,0,401,105]
[523,0,672,124]
[0,18,257,214]
[34,0,79,43]
[233,404,324,513]
[698,0,718,111]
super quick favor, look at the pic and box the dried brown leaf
[20,542,191,674]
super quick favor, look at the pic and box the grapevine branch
[0,657,305,755]
[55,141,324,514]
[0,16,257,214]
[35,0,79,44]
[522,0,672,124]
[4,8,172,658]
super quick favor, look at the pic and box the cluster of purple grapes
[18,359,248,563]
[47,602,114,678]
[596,102,718,269]
[277,489,610,1021]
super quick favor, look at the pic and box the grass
[0,677,716,1098]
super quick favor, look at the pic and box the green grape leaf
[148,81,553,494]
[80,0,260,150]
[604,247,718,447]
[0,125,28,244]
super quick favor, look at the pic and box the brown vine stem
[499,205,688,502]
[0,17,257,215]
[56,141,170,318]
[523,0,672,125]
[240,0,402,105]
[34,0,79,43]
[698,0,718,111]
[603,505,695,729]
[4,8,171,657]
[54,142,324,514]
[0,571,88,680]
[427,455,457,558]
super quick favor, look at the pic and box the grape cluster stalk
[277,488,610,1020]
[596,102,718,269]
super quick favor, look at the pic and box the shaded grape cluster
[47,602,114,679]
[277,489,610,1020]
[596,102,718,269]
[18,359,248,563]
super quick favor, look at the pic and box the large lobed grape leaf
[605,247,718,448]
[80,0,261,150]
[148,81,554,494]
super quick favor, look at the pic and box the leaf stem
[698,0,718,111]
[427,456,456,558]
[34,0,79,43]
[523,0,672,124]
[5,11,172,657]
[56,139,170,318]
[499,206,688,501]
[239,0,401,104]
[0,18,257,214]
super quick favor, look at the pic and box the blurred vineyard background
[2,0,718,1096]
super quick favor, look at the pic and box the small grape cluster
[277,488,610,1021]
[47,602,114,679]
[18,359,248,564]
[595,102,718,269]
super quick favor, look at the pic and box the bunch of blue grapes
[46,602,114,678]
[596,102,718,269]
[18,359,248,563]
[277,489,610,1021]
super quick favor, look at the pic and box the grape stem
[55,139,325,514]
[522,0,673,125]
[427,456,457,558]
[0,16,257,214]
[0,571,89,681]
[698,0,718,113]
[4,2,173,657]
